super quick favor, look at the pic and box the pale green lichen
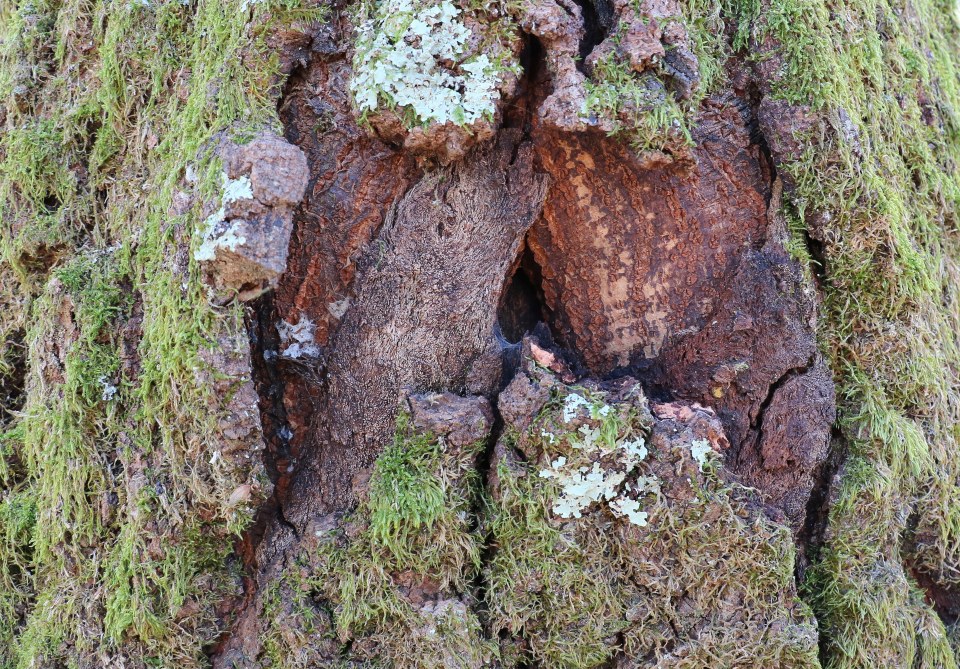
[537,392,651,524]
[194,219,249,261]
[194,173,255,261]
[689,438,713,471]
[351,0,515,128]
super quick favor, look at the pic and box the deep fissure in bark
[903,490,960,626]
[245,296,300,538]
[798,427,846,580]
[911,559,960,628]
[497,244,549,345]
[737,71,846,579]
[751,352,816,449]
[571,0,613,68]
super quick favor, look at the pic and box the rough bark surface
[3,0,960,666]
[288,130,547,518]
[218,2,839,664]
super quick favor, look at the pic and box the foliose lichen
[348,0,521,162]
[537,391,655,524]
[351,0,503,126]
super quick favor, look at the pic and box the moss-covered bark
[2,0,960,667]
[0,0,321,664]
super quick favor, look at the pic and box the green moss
[302,414,492,668]
[485,383,819,669]
[0,483,36,668]
[0,0,326,664]
[583,0,732,158]
[0,117,84,275]
[485,458,628,668]
[584,51,694,157]
[365,414,481,576]
[257,411,495,667]
[733,0,960,665]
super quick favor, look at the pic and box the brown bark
[216,2,838,663]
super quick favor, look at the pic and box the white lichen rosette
[538,391,660,528]
[350,0,521,163]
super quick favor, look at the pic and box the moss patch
[485,379,819,668]
[734,0,960,665]
[582,0,731,158]
[260,412,493,668]
[0,0,325,665]
[311,414,492,668]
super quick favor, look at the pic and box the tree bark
[1,0,959,667]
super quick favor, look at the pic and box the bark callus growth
[229,1,839,664]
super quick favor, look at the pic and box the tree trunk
[1,0,959,667]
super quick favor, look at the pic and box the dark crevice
[276,501,302,540]
[750,354,815,437]
[802,224,828,284]
[747,76,829,291]
[0,329,27,425]
[41,195,61,215]
[239,19,338,557]
[910,562,960,628]
[504,32,545,191]
[740,77,780,236]
[745,70,844,574]
[570,0,613,70]
[743,69,849,664]
[796,426,845,580]
[498,32,551,350]
[746,352,827,579]
[498,244,548,345]
[745,352,832,581]
[470,400,505,643]
[504,32,546,134]
[17,244,66,275]
[903,507,960,628]
[244,295,301,552]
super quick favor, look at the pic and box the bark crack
[0,329,26,427]
[244,296,306,559]
[751,353,815,437]
[569,0,613,68]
